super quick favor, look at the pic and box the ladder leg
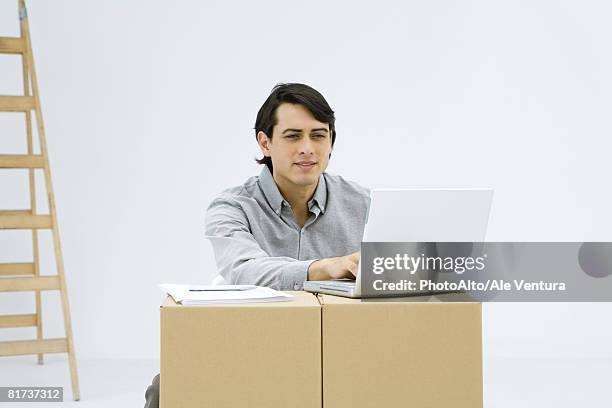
[21,22,44,366]
[34,260,44,366]
[51,201,81,401]
[19,0,80,399]
[33,224,44,366]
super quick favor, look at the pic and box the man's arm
[205,195,357,290]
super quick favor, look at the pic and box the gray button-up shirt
[205,166,370,290]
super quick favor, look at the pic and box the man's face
[258,103,333,190]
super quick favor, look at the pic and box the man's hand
[307,252,360,281]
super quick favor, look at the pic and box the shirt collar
[309,173,327,215]
[258,166,285,215]
[258,166,327,216]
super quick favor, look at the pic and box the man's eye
[286,134,299,139]
[312,134,326,139]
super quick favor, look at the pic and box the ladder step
[0,154,45,168]
[0,338,68,357]
[0,213,52,229]
[0,262,35,276]
[0,37,25,54]
[0,209,32,215]
[0,314,37,328]
[0,96,36,112]
[0,276,60,292]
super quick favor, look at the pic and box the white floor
[0,355,610,407]
[484,357,612,407]
[0,356,158,407]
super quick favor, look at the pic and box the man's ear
[257,131,272,157]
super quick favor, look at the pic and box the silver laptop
[303,188,494,298]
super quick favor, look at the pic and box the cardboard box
[318,293,483,408]
[160,291,321,408]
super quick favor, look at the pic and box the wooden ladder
[0,0,80,401]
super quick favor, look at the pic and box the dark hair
[254,83,336,172]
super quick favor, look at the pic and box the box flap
[318,292,480,305]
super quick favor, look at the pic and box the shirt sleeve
[205,194,317,290]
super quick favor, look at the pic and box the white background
[1,0,611,368]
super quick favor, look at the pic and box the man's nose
[298,138,315,155]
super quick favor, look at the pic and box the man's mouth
[295,161,316,169]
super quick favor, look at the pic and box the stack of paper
[159,283,293,305]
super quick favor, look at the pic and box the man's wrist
[307,259,329,281]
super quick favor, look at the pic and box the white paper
[159,283,293,305]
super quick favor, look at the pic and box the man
[144,83,369,408]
